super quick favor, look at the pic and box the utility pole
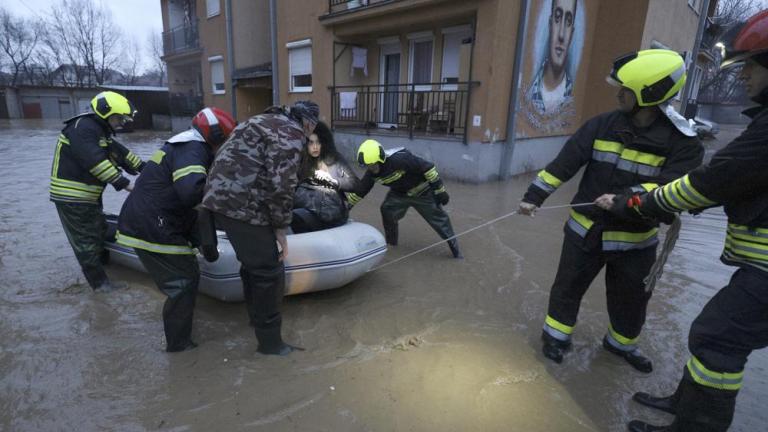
[680,0,712,118]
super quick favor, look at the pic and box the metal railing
[162,20,199,56]
[328,0,389,15]
[330,82,478,143]
[169,93,203,116]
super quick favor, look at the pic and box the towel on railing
[351,47,368,76]
[340,91,357,109]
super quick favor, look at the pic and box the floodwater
[0,119,765,432]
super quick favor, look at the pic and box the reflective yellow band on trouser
[544,315,573,342]
[407,181,431,197]
[116,231,195,255]
[424,167,439,182]
[172,165,207,182]
[605,324,638,352]
[686,356,743,391]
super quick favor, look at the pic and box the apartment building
[276,0,713,181]
[159,0,713,179]
[160,0,272,126]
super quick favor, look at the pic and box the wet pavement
[0,119,765,431]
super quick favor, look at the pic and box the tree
[0,8,42,86]
[45,0,125,86]
[147,31,166,86]
[698,0,762,104]
[122,37,142,86]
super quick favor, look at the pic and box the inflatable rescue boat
[103,214,387,301]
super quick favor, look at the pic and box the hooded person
[116,107,237,352]
[201,100,319,356]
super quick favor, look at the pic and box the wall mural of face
[548,0,576,74]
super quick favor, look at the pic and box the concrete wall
[235,86,271,121]
[152,114,173,131]
[197,0,230,112]
[171,115,194,132]
[641,0,700,51]
[232,0,271,70]
[5,87,96,119]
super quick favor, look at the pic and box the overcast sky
[5,0,163,72]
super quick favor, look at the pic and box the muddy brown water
[0,119,765,431]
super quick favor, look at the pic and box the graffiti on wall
[520,0,586,136]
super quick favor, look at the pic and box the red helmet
[721,10,768,68]
[192,107,237,146]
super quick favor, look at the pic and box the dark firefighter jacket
[50,113,144,204]
[116,129,212,255]
[634,103,768,273]
[346,148,446,205]
[523,109,704,252]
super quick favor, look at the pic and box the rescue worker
[518,49,704,372]
[116,107,236,353]
[347,139,462,259]
[50,91,144,292]
[201,101,319,356]
[596,11,768,431]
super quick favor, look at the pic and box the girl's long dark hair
[298,121,338,181]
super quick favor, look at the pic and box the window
[441,26,472,90]
[209,56,225,94]
[288,39,312,92]
[408,31,434,91]
[206,0,220,17]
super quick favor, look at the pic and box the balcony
[327,0,387,15]
[162,20,199,57]
[169,92,203,116]
[330,82,478,143]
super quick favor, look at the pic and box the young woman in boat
[291,121,360,233]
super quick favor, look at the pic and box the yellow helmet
[606,49,686,107]
[357,139,385,166]
[91,91,137,120]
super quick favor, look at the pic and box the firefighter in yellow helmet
[348,139,462,258]
[596,11,768,431]
[50,91,145,292]
[518,49,704,371]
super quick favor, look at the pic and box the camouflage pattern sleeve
[259,119,303,228]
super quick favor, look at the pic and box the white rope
[369,202,595,272]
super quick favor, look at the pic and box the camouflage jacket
[201,108,305,228]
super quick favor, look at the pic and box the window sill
[290,88,313,93]
[207,12,221,19]
[212,90,226,95]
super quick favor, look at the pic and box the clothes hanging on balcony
[351,47,368,76]
[340,92,357,118]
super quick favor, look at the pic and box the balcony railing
[328,0,389,15]
[169,93,203,116]
[330,82,478,143]
[162,20,199,57]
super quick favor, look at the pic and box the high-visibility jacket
[116,129,212,255]
[523,109,704,252]
[636,105,768,273]
[346,148,446,205]
[50,113,143,204]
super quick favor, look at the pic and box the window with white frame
[441,26,471,90]
[207,0,220,17]
[209,56,225,94]
[288,39,312,92]
[408,32,434,91]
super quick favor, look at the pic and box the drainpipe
[269,0,280,106]
[225,0,237,117]
[679,0,711,119]
[499,0,530,180]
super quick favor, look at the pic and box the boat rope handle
[369,202,595,272]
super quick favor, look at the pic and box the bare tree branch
[0,8,42,87]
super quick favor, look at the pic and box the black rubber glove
[196,208,219,262]
[609,194,675,225]
[435,191,450,206]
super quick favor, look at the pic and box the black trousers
[55,202,108,289]
[135,249,199,351]
[666,267,768,431]
[546,238,657,344]
[380,190,456,245]
[214,214,285,342]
